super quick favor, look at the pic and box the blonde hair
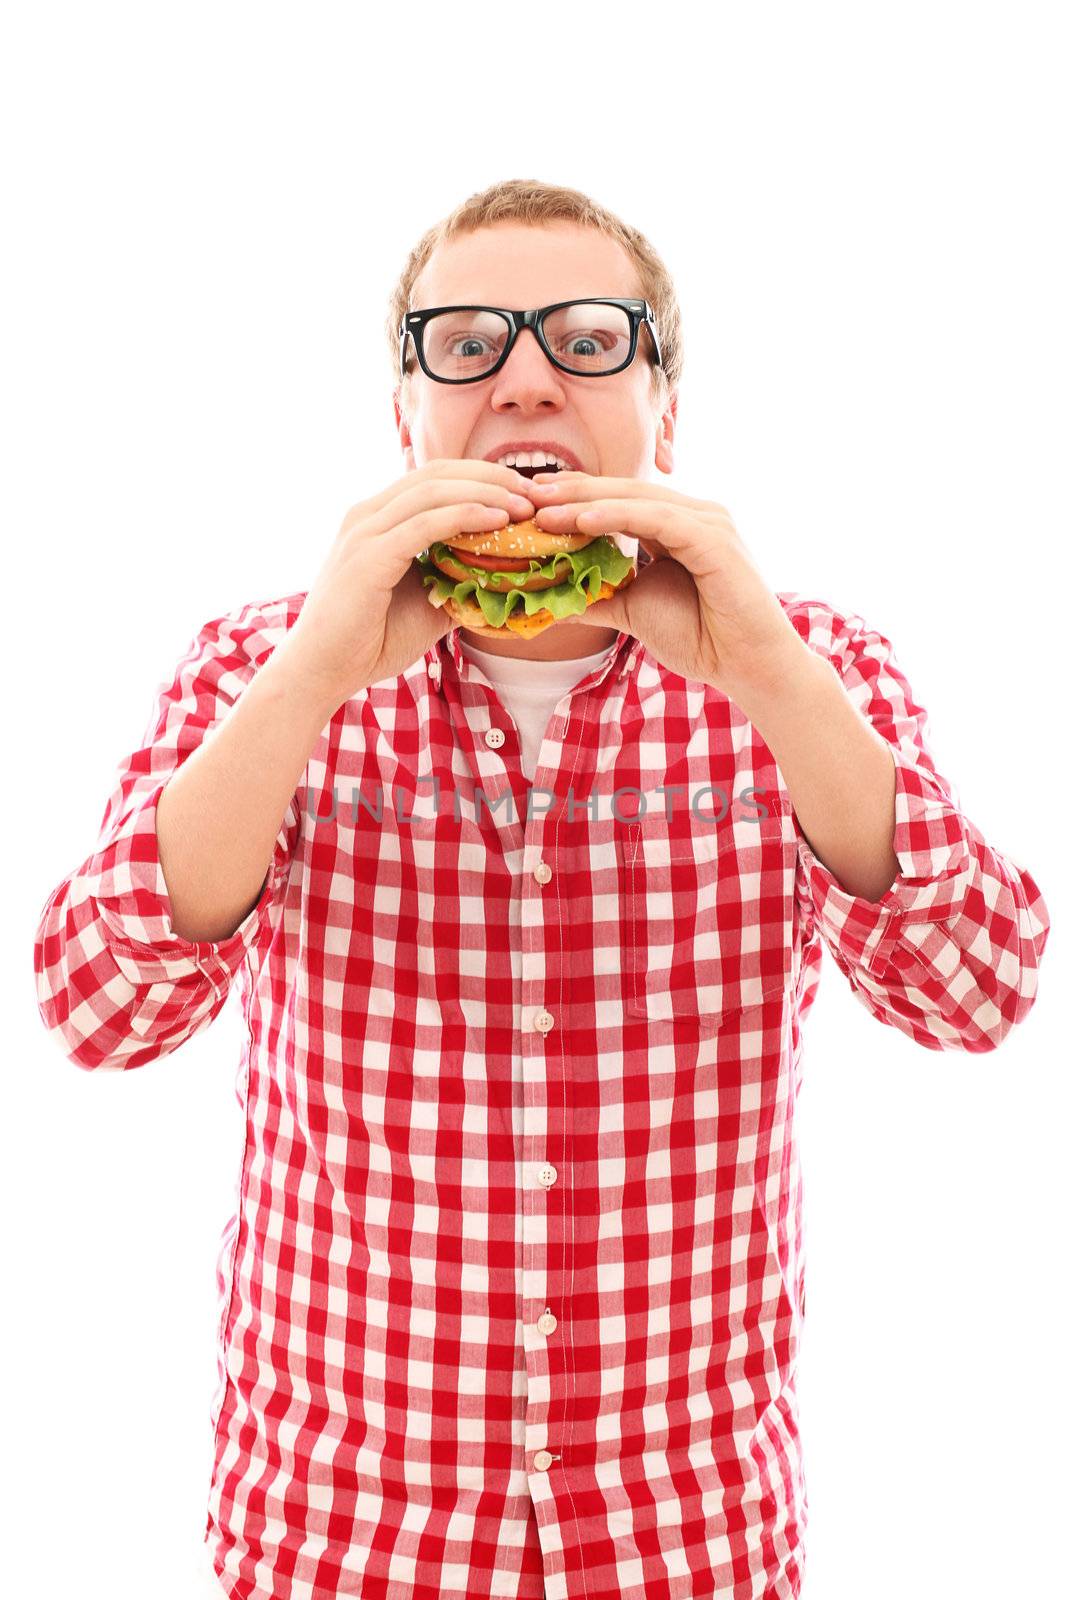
[385,178,682,414]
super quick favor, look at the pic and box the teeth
[500,449,565,470]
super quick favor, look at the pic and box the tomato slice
[445,550,538,572]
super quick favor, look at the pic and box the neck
[459,625,619,661]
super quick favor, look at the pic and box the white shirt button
[538,1164,558,1188]
[533,1009,554,1034]
[485,727,505,749]
[533,861,552,885]
[428,659,442,682]
[533,1450,555,1471]
[537,1310,558,1335]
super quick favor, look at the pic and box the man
[35,180,1050,1600]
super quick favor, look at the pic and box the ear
[654,388,678,476]
[393,385,417,471]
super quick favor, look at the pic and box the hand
[277,460,536,713]
[526,471,805,709]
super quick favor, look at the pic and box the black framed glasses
[398,298,663,385]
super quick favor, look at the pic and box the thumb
[567,594,626,630]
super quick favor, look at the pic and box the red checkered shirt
[33,587,1050,1600]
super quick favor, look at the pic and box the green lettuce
[416,537,634,627]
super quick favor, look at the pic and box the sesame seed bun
[442,518,594,561]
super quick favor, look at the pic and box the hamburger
[416,518,637,639]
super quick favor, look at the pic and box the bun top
[443,517,596,560]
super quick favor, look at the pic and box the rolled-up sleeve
[792,605,1051,1053]
[33,603,302,1071]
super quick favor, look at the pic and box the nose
[496,325,562,384]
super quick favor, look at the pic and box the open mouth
[512,463,561,480]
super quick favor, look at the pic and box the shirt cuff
[86,779,281,997]
[795,740,972,983]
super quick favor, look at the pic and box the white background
[5,4,1064,1597]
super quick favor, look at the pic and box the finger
[360,459,535,517]
[535,500,730,584]
[364,479,537,549]
[565,591,631,632]
[356,501,535,591]
[534,498,714,556]
[396,560,456,638]
[527,473,726,516]
[422,457,538,494]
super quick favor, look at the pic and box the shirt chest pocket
[618,811,797,1028]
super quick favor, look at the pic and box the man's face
[394,221,675,482]
[392,220,677,658]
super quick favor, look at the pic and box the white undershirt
[461,637,616,783]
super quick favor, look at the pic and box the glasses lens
[422,310,509,381]
[420,303,633,381]
[542,302,633,374]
